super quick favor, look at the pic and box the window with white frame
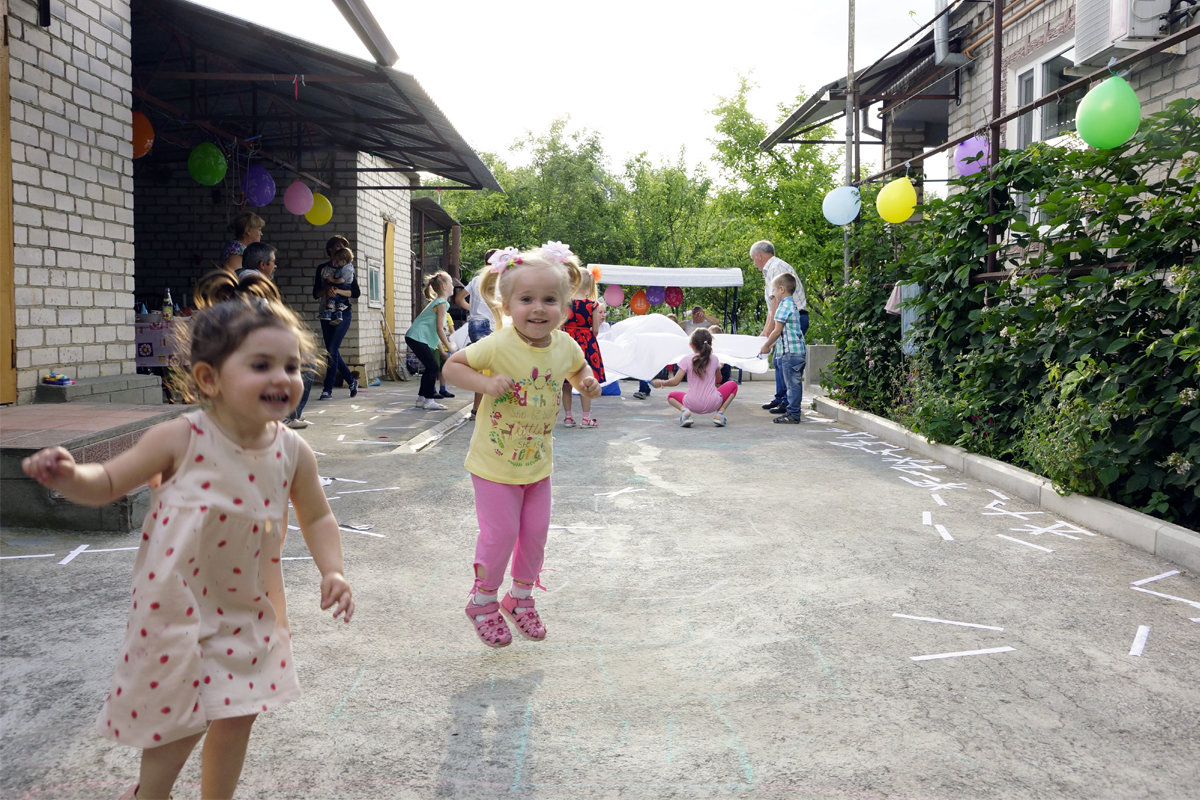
[367,258,383,308]
[1012,44,1087,148]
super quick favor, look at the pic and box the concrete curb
[814,396,1200,573]
[397,406,471,453]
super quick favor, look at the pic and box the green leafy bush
[831,98,1200,526]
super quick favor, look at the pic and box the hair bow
[487,246,521,274]
[542,241,574,263]
[588,265,603,282]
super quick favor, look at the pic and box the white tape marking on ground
[1191,618,1200,623]
[58,545,89,565]
[633,437,651,443]
[338,526,386,538]
[337,434,346,442]
[0,553,57,560]
[922,511,932,526]
[1128,625,1150,657]
[593,487,646,498]
[1131,586,1200,609]
[987,489,1010,500]
[280,556,314,561]
[1131,570,1180,587]
[931,493,947,506]
[911,646,1015,662]
[336,487,400,494]
[935,524,953,541]
[893,613,1003,631]
[996,534,1053,553]
[334,477,368,484]
[548,525,605,530]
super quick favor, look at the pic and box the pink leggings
[471,474,552,593]
[669,381,738,414]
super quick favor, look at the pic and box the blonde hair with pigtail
[423,270,452,302]
[478,244,583,331]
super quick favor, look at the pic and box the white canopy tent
[588,264,745,288]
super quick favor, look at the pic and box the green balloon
[1075,75,1141,149]
[187,142,227,185]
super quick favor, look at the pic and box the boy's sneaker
[633,391,649,399]
[762,399,783,410]
[679,409,694,427]
[713,412,728,427]
[285,417,310,429]
[348,379,359,398]
[769,405,788,414]
[438,388,455,398]
[773,413,802,424]
[500,593,546,641]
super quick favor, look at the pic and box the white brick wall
[9,0,134,403]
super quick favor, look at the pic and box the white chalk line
[911,646,1015,662]
[996,534,1053,553]
[1131,570,1180,586]
[58,544,139,565]
[935,523,953,541]
[921,511,932,526]
[1131,586,1200,609]
[893,614,1003,631]
[987,489,1010,500]
[336,487,401,494]
[931,493,947,506]
[1128,625,1150,657]
[0,553,57,560]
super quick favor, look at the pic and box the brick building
[0,0,499,406]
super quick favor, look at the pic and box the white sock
[471,590,498,621]
[510,584,532,600]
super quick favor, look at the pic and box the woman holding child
[312,235,361,401]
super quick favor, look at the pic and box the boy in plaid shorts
[758,273,807,423]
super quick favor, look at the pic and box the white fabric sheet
[596,314,768,382]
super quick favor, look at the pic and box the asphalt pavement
[2,378,1198,800]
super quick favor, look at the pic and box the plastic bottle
[163,288,173,321]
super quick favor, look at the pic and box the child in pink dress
[653,327,739,427]
[22,271,354,800]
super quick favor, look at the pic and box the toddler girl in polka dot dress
[21,271,354,800]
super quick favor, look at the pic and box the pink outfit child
[97,410,301,747]
[669,353,738,414]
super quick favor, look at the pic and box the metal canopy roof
[131,0,502,192]
[760,29,960,152]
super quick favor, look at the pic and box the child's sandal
[562,416,576,427]
[580,416,598,428]
[465,599,512,648]
[500,593,546,641]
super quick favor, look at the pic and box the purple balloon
[954,136,991,177]
[283,180,314,215]
[242,165,276,207]
[646,286,666,305]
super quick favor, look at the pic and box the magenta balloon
[284,180,314,215]
[954,136,991,177]
[646,286,666,305]
[242,165,276,207]
[603,284,624,307]
[664,286,684,308]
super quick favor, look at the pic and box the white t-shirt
[465,274,495,324]
[762,256,806,312]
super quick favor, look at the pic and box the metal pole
[844,0,855,285]
[987,0,1003,274]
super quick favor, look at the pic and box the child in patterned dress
[559,262,606,428]
[21,270,354,800]
[442,242,600,648]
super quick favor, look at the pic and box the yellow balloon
[305,192,333,226]
[876,177,917,224]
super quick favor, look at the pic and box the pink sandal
[580,416,598,428]
[563,415,576,428]
[465,598,512,648]
[500,593,546,640]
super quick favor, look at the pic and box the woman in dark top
[314,235,361,400]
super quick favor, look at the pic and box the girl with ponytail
[652,327,739,427]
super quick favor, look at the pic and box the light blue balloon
[822,185,861,226]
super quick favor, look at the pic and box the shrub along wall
[826,99,1200,528]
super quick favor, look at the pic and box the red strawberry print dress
[97,410,302,747]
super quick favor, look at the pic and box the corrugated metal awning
[131,0,502,192]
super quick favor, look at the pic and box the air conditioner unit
[1074,0,1170,66]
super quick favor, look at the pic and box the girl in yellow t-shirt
[443,242,600,648]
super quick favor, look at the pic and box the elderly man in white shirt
[750,240,808,413]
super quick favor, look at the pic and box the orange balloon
[132,111,154,159]
[630,289,650,315]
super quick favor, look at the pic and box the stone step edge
[814,397,1200,573]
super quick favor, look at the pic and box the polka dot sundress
[97,410,302,748]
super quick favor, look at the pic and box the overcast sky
[189,0,943,179]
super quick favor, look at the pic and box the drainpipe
[844,0,855,286]
[934,0,970,66]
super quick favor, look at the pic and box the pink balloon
[664,287,684,308]
[603,284,624,307]
[284,180,314,215]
